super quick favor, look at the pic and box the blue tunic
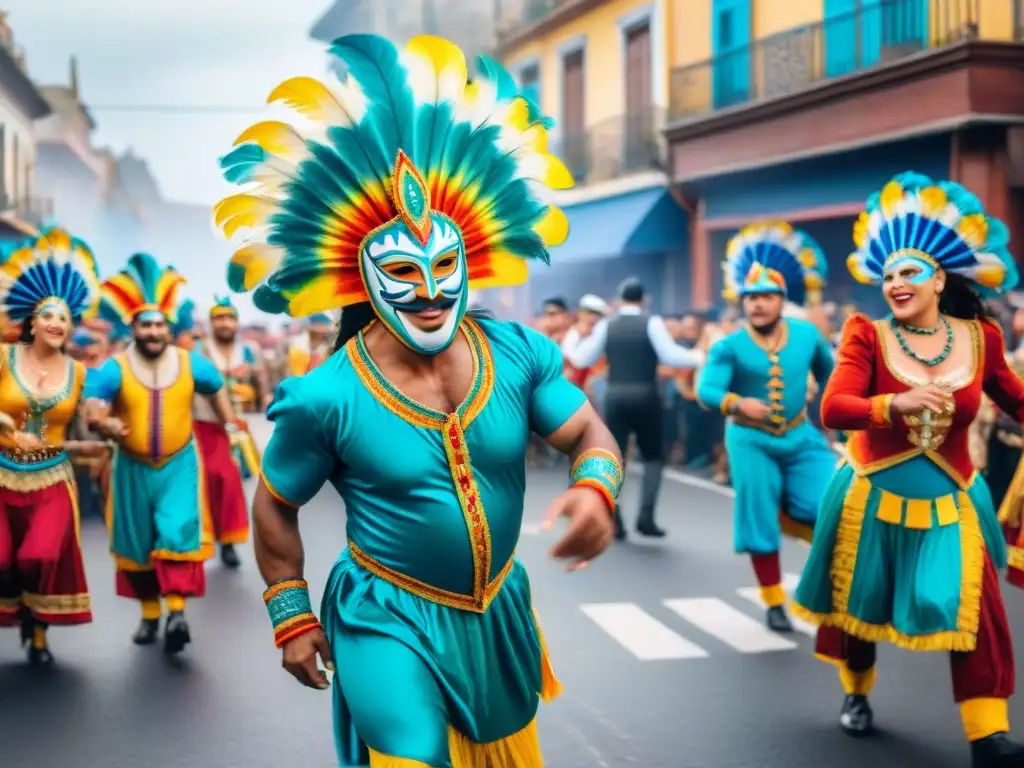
[697,318,836,554]
[262,318,585,766]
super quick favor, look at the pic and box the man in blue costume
[214,34,622,766]
[697,221,836,632]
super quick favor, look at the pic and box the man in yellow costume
[84,253,234,654]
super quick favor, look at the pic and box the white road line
[580,603,709,660]
[662,597,799,653]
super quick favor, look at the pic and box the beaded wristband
[720,393,740,416]
[570,448,623,514]
[263,578,322,648]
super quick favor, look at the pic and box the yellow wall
[668,0,712,68]
[501,0,661,128]
[752,0,822,37]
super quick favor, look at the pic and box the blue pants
[727,421,835,554]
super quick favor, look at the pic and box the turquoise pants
[727,420,835,554]
[109,443,209,565]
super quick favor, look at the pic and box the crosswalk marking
[580,603,709,660]
[663,598,799,653]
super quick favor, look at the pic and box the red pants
[815,554,1015,702]
[0,481,92,625]
[194,421,249,545]
[116,561,205,600]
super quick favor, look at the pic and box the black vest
[605,313,659,398]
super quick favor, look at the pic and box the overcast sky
[10,0,330,205]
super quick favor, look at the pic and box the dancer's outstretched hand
[282,627,334,691]
[542,487,615,572]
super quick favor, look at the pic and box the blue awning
[550,186,688,263]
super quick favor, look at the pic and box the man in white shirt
[562,278,704,540]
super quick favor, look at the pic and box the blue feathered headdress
[100,252,187,326]
[0,227,101,326]
[723,221,827,306]
[848,171,1018,296]
[172,299,196,336]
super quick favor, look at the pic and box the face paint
[884,255,935,285]
[359,214,468,355]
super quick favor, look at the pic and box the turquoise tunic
[262,317,586,767]
[697,318,836,553]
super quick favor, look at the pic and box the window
[519,63,540,109]
[717,9,734,50]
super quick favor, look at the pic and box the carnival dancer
[193,296,257,568]
[208,295,270,412]
[695,222,834,632]
[562,277,703,540]
[0,227,101,664]
[216,33,619,766]
[171,298,197,350]
[285,313,333,377]
[83,253,232,654]
[792,172,1024,766]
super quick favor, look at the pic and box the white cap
[578,294,608,314]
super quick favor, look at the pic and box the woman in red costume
[0,228,101,665]
[793,172,1024,767]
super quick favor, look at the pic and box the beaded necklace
[890,315,953,367]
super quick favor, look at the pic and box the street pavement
[3,423,1024,766]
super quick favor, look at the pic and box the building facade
[665,0,1024,312]
[0,12,51,242]
[495,0,690,316]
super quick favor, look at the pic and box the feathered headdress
[100,253,187,326]
[210,294,237,319]
[214,33,572,316]
[172,299,196,336]
[0,226,101,327]
[847,171,1018,296]
[723,221,827,306]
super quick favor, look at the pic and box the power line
[88,104,265,114]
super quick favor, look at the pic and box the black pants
[604,393,665,529]
[605,394,664,463]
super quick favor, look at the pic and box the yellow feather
[268,77,345,124]
[230,244,282,291]
[467,252,529,290]
[847,254,874,285]
[214,194,276,237]
[879,180,903,217]
[918,186,947,217]
[973,265,1004,288]
[505,100,530,132]
[852,212,869,250]
[288,276,347,316]
[538,153,574,191]
[533,207,569,247]
[405,36,468,101]
[233,121,306,158]
[798,248,817,268]
[957,214,988,248]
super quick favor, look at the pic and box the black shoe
[839,694,874,736]
[614,508,627,541]
[27,644,54,667]
[635,520,666,538]
[220,543,241,569]
[133,618,160,646]
[163,611,191,655]
[971,732,1024,767]
[766,606,794,633]
[19,617,32,648]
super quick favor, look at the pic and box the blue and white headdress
[848,171,1018,296]
[0,226,101,327]
[723,221,827,306]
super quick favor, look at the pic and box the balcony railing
[669,0,982,123]
[550,109,668,186]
